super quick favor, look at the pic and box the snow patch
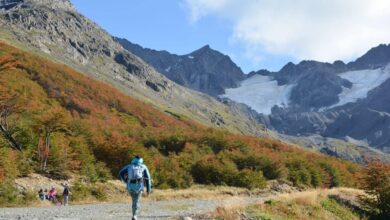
[221,75,294,115]
[332,65,390,108]
[188,55,194,59]
[165,66,171,72]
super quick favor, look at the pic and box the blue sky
[70,0,292,72]
[70,0,390,73]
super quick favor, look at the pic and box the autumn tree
[360,160,390,219]
[33,107,70,171]
[0,84,22,151]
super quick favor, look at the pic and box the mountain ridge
[225,44,390,153]
[115,34,390,154]
[116,35,390,157]
[116,37,245,96]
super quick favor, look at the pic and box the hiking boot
[132,216,137,220]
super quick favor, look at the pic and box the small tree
[0,84,22,151]
[33,107,70,171]
[360,160,390,219]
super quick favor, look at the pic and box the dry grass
[208,187,365,220]
[273,187,363,204]
[14,173,263,206]
[147,185,253,201]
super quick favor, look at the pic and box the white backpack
[127,164,145,182]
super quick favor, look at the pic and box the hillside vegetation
[0,42,361,205]
[210,188,365,220]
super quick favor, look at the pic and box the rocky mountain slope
[116,38,245,96]
[116,37,390,161]
[224,44,390,153]
[0,0,387,162]
[0,0,265,136]
[116,37,390,154]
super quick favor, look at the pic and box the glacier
[223,65,390,115]
[222,75,294,115]
[333,65,390,108]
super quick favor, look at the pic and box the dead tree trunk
[0,120,21,151]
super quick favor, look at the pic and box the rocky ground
[0,187,361,220]
[0,196,264,220]
[0,178,299,220]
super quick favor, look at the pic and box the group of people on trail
[38,187,56,202]
[37,183,70,206]
[35,154,150,219]
[119,155,152,220]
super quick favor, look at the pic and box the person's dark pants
[63,195,69,205]
[129,190,142,216]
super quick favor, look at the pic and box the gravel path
[0,196,265,220]
[0,187,360,220]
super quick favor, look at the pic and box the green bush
[234,156,283,180]
[21,190,37,205]
[199,131,228,153]
[191,157,237,186]
[233,169,267,189]
[0,147,19,181]
[91,185,107,201]
[320,162,341,187]
[158,134,187,155]
[70,181,92,201]
[309,168,322,188]
[287,160,312,186]
[192,157,267,189]
[0,182,22,206]
[154,157,193,189]
[287,159,324,187]
[16,150,34,177]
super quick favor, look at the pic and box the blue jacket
[119,158,151,193]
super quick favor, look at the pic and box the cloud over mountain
[184,0,390,63]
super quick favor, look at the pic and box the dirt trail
[0,188,361,220]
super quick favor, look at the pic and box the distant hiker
[119,155,151,220]
[38,189,45,201]
[48,187,57,202]
[44,189,49,200]
[62,183,70,206]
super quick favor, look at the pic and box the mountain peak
[200,44,211,50]
[29,0,74,10]
[117,39,245,96]
[191,44,212,54]
[0,0,74,11]
[348,43,390,70]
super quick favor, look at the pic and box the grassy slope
[0,42,361,192]
[211,188,365,220]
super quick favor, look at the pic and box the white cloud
[184,0,230,22]
[183,0,390,63]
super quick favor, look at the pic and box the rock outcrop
[116,38,245,96]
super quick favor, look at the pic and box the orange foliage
[0,42,362,188]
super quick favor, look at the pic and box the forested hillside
[0,42,360,196]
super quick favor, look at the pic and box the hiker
[48,187,57,202]
[62,183,70,206]
[38,189,45,201]
[119,155,151,220]
[44,189,49,200]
